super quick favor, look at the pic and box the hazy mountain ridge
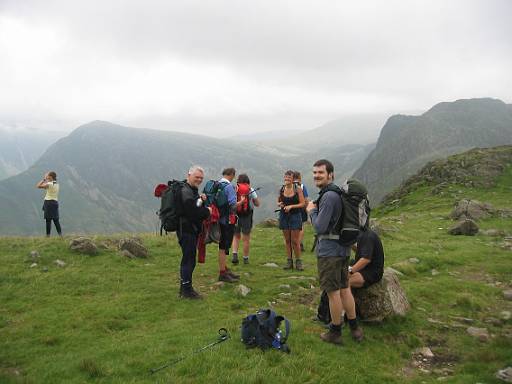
[353,98,512,204]
[0,121,371,235]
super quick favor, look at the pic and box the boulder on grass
[69,237,98,255]
[352,268,410,322]
[450,199,495,221]
[448,219,479,236]
[119,238,148,258]
[259,218,279,228]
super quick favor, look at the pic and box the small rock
[235,284,251,297]
[414,347,434,358]
[259,218,279,228]
[496,367,512,383]
[263,262,279,268]
[121,249,135,259]
[69,237,98,255]
[485,317,503,326]
[503,290,512,301]
[482,229,506,237]
[448,219,479,236]
[54,259,66,267]
[449,316,474,323]
[310,284,315,289]
[41,267,49,272]
[279,292,292,297]
[30,250,40,259]
[279,284,291,290]
[500,311,511,321]
[431,269,439,276]
[119,238,148,258]
[467,327,490,342]
[211,281,225,290]
[30,263,38,268]
[408,258,420,264]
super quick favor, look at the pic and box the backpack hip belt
[317,234,340,241]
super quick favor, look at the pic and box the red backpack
[237,183,252,216]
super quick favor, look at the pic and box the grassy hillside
[1,151,511,383]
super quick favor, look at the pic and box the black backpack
[157,180,184,234]
[241,309,291,353]
[317,179,371,246]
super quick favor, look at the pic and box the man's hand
[200,193,207,201]
[306,201,316,213]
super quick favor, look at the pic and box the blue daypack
[203,180,230,213]
[241,309,291,353]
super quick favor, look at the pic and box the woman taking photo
[278,170,305,270]
[36,171,62,237]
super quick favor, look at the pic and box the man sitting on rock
[349,229,384,288]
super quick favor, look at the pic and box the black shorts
[235,214,253,235]
[360,270,383,288]
[43,200,59,220]
[219,223,235,254]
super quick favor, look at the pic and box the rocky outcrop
[450,199,495,221]
[352,268,410,322]
[118,238,148,258]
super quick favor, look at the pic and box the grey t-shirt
[310,189,350,258]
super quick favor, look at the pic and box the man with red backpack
[232,174,260,265]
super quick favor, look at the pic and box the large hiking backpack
[241,309,291,353]
[203,180,230,213]
[154,180,184,234]
[317,179,370,246]
[236,183,252,216]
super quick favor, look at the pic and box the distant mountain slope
[0,121,372,235]
[0,127,63,180]
[353,98,512,204]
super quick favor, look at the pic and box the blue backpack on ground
[241,309,291,353]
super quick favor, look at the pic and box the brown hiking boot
[218,272,237,283]
[350,327,364,342]
[295,258,304,271]
[283,258,293,270]
[180,287,202,300]
[320,330,343,345]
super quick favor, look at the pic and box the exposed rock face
[448,219,479,236]
[352,268,410,322]
[450,199,495,221]
[118,238,148,258]
[69,237,98,255]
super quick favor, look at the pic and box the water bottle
[272,330,282,349]
[196,197,203,207]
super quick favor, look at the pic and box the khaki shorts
[317,257,349,292]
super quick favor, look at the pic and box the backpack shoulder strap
[275,315,291,343]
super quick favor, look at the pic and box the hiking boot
[350,327,364,342]
[243,256,249,265]
[283,258,293,270]
[295,259,304,271]
[231,253,239,265]
[219,272,238,283]
[320,329,343,345]
[180,287,202,300]
[226,269,240,280]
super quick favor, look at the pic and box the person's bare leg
[231,233,241,264]
[282,230,293,269]
[291,230,303,270]
[341,287,363,341]
[320,289,343,344]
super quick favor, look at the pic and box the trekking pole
[150,328,230,374]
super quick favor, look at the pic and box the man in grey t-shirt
[307,159,363,344]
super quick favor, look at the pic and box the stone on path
[352,268,410,322]
[69,237,98,255]
[414,347,434,358]
[263,262,279,268]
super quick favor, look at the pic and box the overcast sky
[1,0,511,137]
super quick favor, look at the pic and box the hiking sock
[243,256,249,264]
[348,318,359,330]
[329,323,342,334]
[232,252,238,264]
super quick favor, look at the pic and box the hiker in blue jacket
[307,159,363,344]
[217,167,242,282]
